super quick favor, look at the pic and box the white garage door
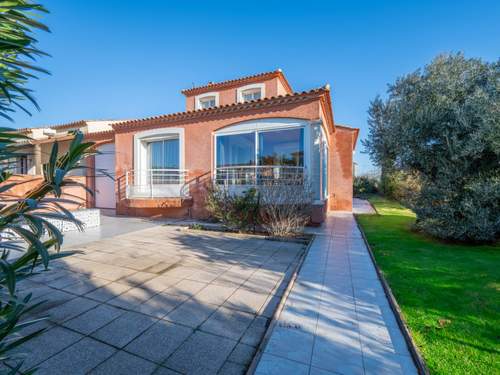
[95,143,116,209]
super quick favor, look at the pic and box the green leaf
[0,259,16,295]
[9,226,49,268]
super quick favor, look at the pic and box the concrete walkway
[352,198,376,215]
[254,212,417,375]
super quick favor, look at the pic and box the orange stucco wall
[328,127,355,211]
[185,77,287,111]
[0,175,88,210]
[115,99,324,217]
[114,95,356,218]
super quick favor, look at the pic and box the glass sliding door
[148,138,180,184]
[148,139,179,169]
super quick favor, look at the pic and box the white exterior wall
[310,122,323,200]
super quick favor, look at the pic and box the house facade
[10,70,358,223]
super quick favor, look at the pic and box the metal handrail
[215,165,304,170]
[214,165,305,186]
[125,169,188,198]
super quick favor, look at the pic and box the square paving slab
[9,223,305,374]
[254,212,418,375]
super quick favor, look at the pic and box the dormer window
[242,88,261,102]
[195,92,219,110]
[200,96,216,109]
[237,83,265,103]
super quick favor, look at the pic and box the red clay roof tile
[112,87,330,130]
[181,70,292,95]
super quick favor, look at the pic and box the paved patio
[12,225,306,374]
[254,212,417,375]
[61,211,161,249]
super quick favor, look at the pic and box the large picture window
[215,127,305,185]
[258,128,304,166]
[216,128,304,168]
[216,132,255,167]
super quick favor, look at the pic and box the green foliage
[363,53,500,242]
[353,175,379,196]
[380,170,421,202]
[414,174,499,242]
[205,185,260,233]
[206,180,314,237]
[362,96,395,175]
[356,196,500,375]
[0,131,95,371]
[0,0,49,121]
[0,2,92,371]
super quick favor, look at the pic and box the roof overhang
[113,87,330,131]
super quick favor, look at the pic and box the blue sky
[8,0,500,174]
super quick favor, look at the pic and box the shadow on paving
[7,225,308,375]
[253,213,419,375]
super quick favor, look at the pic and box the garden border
[245,234,315,375]
[354,215,430,375]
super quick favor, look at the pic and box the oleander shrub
[0,132,95,370]
[0,2,100,371]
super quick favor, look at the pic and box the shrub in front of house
[205,185,260,232]
[259,178,313,238]
[206,177,313,238]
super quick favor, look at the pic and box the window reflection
[258,128,304,166]
[216,132,255,167]
[148,139,179,169]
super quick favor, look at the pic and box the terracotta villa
[9,70,358,223]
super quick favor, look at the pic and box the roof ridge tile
[181,70,286,95]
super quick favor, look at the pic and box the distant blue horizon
[6,0,500,174]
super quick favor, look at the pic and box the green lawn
[356,196,500,375]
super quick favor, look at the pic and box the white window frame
[213,118,311,175]
[134,128,185,182]
[236,83,265,103]
[321,136,329,200]
[195,92,219,110]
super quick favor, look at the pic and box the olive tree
[364,53,499,242]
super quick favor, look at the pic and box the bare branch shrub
[259,175,313,237]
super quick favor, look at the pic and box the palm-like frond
[0,130,95,369]
[0,0,49,120]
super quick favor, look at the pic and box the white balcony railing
[125,169,188,198]
[214,165,305,186]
